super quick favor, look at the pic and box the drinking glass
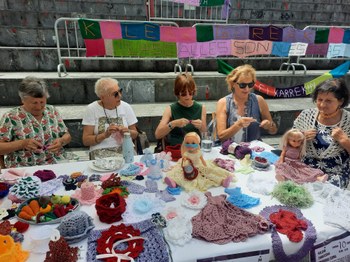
[201,132,213,152]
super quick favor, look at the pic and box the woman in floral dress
[0,76,71,168]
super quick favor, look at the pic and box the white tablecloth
[0,141,346,262]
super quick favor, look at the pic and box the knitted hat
[57,211,95,244]
[95,193,126,224]
[33,169,56,182]
[165,144,181,161]
[0,235,29,262]
[71,181,102,205]
[0,168,28,185]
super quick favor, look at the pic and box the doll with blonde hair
[275,129,328,183]
[164,132,234,191]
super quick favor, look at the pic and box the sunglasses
[236,82,255,89]
[111,88,123,97]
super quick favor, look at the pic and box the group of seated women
[1,65,350,190]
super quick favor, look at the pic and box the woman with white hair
[0,76,71,168]
[82,77,138,159]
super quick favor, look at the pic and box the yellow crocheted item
[166,151,235,192]
[0,235,29,262]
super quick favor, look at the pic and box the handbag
[182,158,198,180]
[135,127,150,155]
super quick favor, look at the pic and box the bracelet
[168,122,173,130]
[95,134,99,144]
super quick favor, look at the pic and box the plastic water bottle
[122,132,134,163]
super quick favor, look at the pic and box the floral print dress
[0,105,68,167]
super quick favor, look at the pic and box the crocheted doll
[164,132,234,191]
[275,129,328,184]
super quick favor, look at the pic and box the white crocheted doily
[181,191,207,209]
[164,216,193,246]
[122,193,165,223]
[246,172,276,195]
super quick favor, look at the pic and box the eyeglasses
[110,88,123,98]
[235,82,255,89]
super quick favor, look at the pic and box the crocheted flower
[122,194,165,223]
[164,216,193,246]
[181,191,207,210]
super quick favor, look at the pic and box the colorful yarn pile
[95,193,126,223]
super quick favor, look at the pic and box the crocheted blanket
[294,108,350,159]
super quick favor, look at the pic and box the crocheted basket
[95,193,126,224]
[16,196,80,225]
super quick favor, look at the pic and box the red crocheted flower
[96,224,144,262]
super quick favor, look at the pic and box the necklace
[319,108,340,119]
[101,101,118,124]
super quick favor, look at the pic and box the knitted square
[86,219,169,262]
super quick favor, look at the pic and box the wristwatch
[168,122,173,130]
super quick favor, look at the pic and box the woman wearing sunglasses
[216,64,277,143]
[155,73,207,147]
[82,77,138,159]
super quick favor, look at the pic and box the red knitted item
[101,174,121,190]
[95,193,126,224]
[45,237,79,262]
[165,144,181,161]
[0,220,11,235]
[13,221,30,233]
[96,224,144,262]
[269,209,308,243]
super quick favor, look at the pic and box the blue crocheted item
[156,190,176,202]
[251,151,279,164]
[166,186,182,195]
[225,187,260,209]
[119,164,141,176]
[89,174,101,182]
[133,199,154,214]
[86,219,169,262]
[120,181,145,194]
[144,180,158,193]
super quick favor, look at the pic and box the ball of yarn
[234,145,252,160]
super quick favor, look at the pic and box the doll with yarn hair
[164,132,234,191]
[275,129,328,184]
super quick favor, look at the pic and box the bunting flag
[77,19,350,60]
[217,59,350,98]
